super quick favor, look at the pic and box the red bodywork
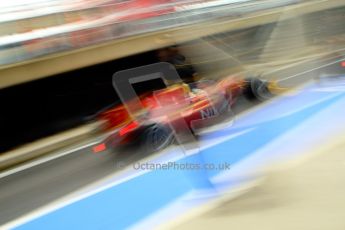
[93,77,245,153]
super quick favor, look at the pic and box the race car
[92,76,281,153]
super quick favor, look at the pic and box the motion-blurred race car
[93,76,282,153]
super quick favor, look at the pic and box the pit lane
[0,94,257,225]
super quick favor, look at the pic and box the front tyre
[243,77,273,101]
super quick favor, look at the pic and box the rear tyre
[141,124,174,153]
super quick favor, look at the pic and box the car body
[93,76,273,153]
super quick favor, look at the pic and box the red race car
[93,76,279,153]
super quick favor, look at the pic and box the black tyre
[243,77,273,101]
[141,124,174,153]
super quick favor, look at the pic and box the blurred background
[0,0,344,229]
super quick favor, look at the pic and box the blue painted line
[15,86,345,230]
[16,168,194,230]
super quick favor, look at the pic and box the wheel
[243,77,273,101]
[141,124,174,153]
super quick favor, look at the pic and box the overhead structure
[0,0,343,89]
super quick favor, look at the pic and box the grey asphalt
[0,144,145,225]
